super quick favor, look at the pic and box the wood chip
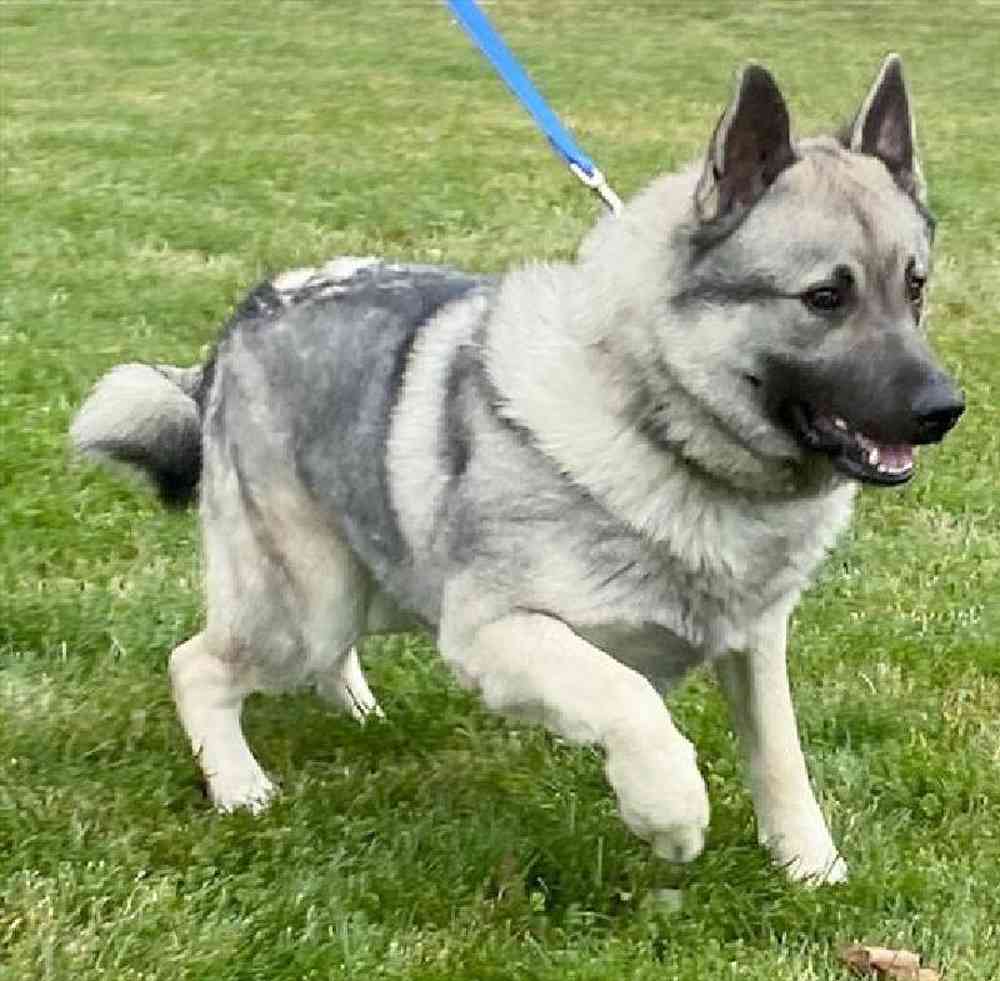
[839,944,940,980]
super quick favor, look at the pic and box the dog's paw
[208,768,278,815]
[605,738,710,863]
[650,822,707,864]
[785,851,848,885]
[319,679,385,723]
[762,820,848,885]
[317,649,385,724]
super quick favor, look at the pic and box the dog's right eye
[801,267,853,315]
[802,286,844,313]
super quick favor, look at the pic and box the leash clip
[569,163,624,216]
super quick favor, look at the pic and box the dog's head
[666,55,964,487]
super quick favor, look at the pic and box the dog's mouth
[789,404,915,486]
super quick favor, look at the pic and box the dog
[72,55,964,883]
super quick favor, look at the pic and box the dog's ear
[846,54,924,200]
[694,65,796,223]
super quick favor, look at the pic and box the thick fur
[70,363,204,506]
[73,58,963,884]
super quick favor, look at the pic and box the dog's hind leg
[715,616,847,884]
[180,512,376,809]
[440,608,710,863]
[181,405,378,811]
[170,632,276,813]
[180,530,379,811]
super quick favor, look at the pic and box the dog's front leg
[715,618,847,883]
[439,610,709,862]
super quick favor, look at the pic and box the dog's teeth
[868,447,880,467]
[833,417,847,430]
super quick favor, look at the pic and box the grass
[2,1,999,978]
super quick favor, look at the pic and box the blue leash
[444,0,623,215]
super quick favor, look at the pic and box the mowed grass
[2,1,999,978]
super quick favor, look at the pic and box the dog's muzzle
[789,373,965,487]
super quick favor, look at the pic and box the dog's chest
[551,485,856,675]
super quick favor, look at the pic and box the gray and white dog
[73,55,963,883]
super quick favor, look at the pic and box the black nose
[911,380,965,443]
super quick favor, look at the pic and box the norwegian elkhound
[72,55,963,883]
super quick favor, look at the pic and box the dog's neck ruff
[485,263,853,549]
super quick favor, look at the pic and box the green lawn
[2,2,999,978]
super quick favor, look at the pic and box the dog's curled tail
[71,363,205,508]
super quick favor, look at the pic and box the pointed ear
[847,54,924,199]
[694,65,797,223]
